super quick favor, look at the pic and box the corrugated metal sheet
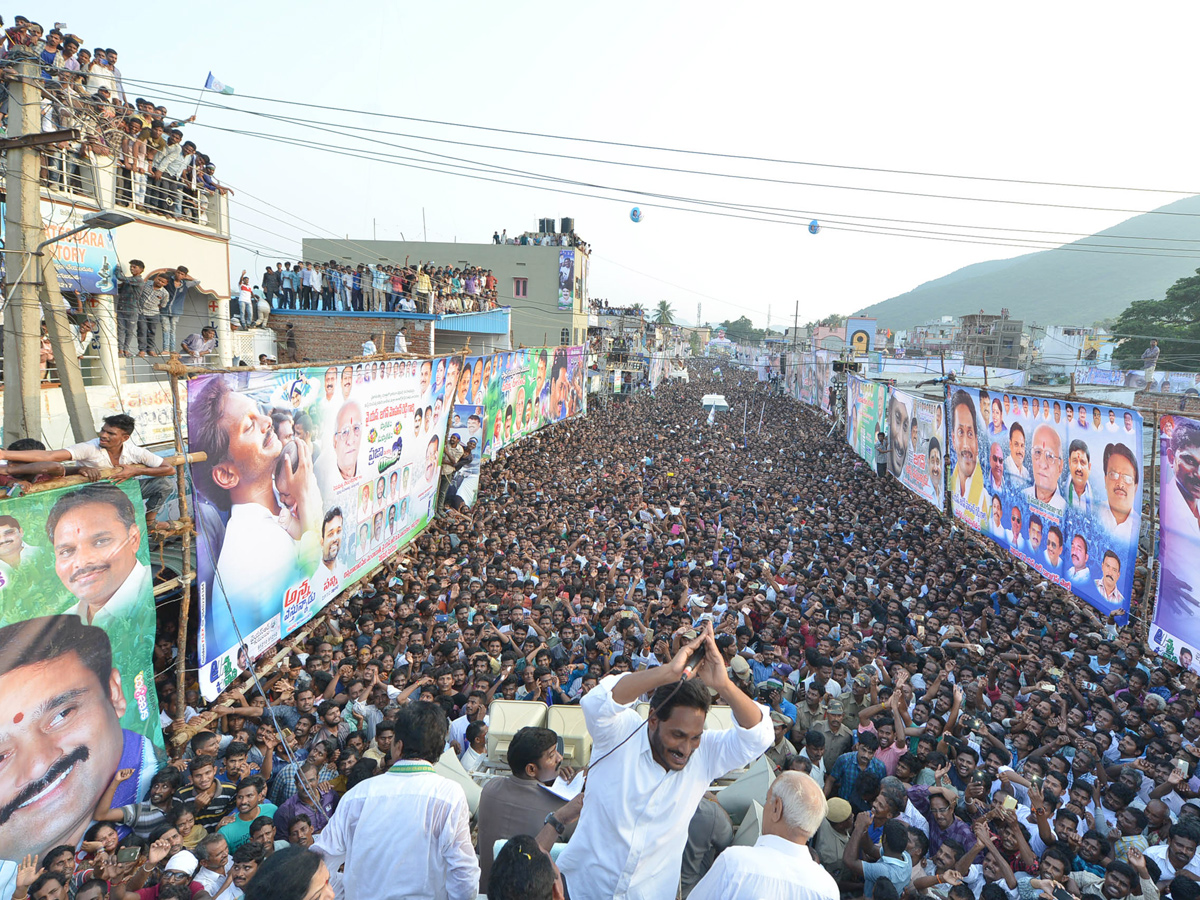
[437,309,511,334]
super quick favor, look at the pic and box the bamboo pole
[7,452,206,496]
[168,360,195,729]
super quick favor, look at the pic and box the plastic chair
[486,700,549,765]
[547,705,593,767]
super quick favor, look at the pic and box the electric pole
[3,56,45,441]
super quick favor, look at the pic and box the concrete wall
[299,239,589,349]
[267,312,434,362]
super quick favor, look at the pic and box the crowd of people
[9,359,1199,900]
[1,16,229,223]
[248,260,501,317]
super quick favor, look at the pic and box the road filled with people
[9,362,1196,900]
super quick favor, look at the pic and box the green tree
[1111,269,1200,372]
[719,316,766,344]
[630,302,645,316]
[689,331,703,356]
[655,300,675,325]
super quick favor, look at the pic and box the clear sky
[50,0,1200,329]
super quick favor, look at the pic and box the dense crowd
[252,260,500,316]
[11,360,1200,900]
[1,16,229,223]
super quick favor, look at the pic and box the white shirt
[314,762,479,900]
[1023,483,1066,515]
[394,332,408,353]
[362,339,377,356]
[688,834,838,900]
[460,745,486,773]
[557,673,773,900]
[68,438,165,469]
[211,503,303,650]
[1146,842,1200,880]
[447,713,489,751]
[1099,505,1138,547]
[74,561,152,627]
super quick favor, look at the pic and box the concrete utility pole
[3,56,47,442]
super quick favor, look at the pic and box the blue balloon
[630,207,643,223]
[808,219,820,234]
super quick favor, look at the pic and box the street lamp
[36,208,135,253]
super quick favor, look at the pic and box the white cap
[165,850,199,874]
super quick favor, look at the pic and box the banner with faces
[947,386,1143,618]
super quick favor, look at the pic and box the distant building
[904,316,961,355]
[958,309,1027,368]
[303,220,590,349]
[1036,325,1114,368]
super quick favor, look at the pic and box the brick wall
[268,313,434,362]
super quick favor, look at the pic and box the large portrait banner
[947,386,1143,618]
[0,480,165,870]
[189,357,455,698]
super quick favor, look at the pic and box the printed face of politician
[0,650,126,861]
[333,402,363,480]
[889,396,909,473]
[952,403,977,479]
[340,367,353,400]
[989,444,1004,486]
[1069,447,1090,497]
[321,515,341,565]
[1030,426,1062,498]
[1173,442,1200,502]
[52,502,141,612]
[418,362,431,396]
[1101,555,1120,593]
[214,393,281,501]
[1105,450,1136,523]
[1046,530,1062,566]
[324,368,337,401]
[0,521,24,563]
[425,438,439,484]
[1071,536,1088,570]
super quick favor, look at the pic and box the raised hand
[15,855,39,890]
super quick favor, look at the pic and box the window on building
[560,328,570,346]
[513,277,528,298]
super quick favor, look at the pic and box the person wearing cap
[766,710,797,770]
[688,772,838,900]
[810,796,855,879]
[113,839,202,899]
[813,699,855,764]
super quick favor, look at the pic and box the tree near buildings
[1111,269,1200,372]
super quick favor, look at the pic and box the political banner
[558,249,575,310]
[889,388,946,510]
[452,347,588,464]
[1080,365,1200,396]
[946,386,1143,618]
[846,375,888,467]
[189,358,455,699]
[448,404,484,509]
[1150,415,1200,669]
[0,480,165,869]
[648,351,668,390]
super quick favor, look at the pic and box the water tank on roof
[539,217,555,233]
[560,217,574,234]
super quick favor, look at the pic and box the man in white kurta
[688,771,839,900]
[313,703,480,900]
[557,623,773,900]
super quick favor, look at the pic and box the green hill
[854,195,1200,331]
